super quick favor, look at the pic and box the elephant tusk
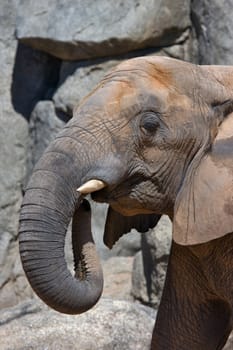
[77,179,106,195]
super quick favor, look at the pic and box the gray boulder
[16,0,191,60]
[0,0,27,240]
[192,0,233,64]
[0,299,156,350]
[0,114,27,241]
[0,0,29,308]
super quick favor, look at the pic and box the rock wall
[0,0,233,348]
[0,0,31,307]
[0,299,156,350]
[16,0,191,60]
[192,0,233,64]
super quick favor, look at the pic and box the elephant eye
[140,113,160,134]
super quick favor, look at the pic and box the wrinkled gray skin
[19,57,233,349]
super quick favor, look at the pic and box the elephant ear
[104,206,161,249]
[173,114,233,245]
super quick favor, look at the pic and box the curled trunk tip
[19,155,103,314]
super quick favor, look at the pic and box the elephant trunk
[19,133,103,314]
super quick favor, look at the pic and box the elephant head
[19,56,233,314]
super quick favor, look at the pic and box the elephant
[19,56,233,349]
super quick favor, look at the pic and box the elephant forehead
[103,86,169,118]
[105,66,173,93]
[76,57,193,119]
[112,56,196,89]
[101,62,194,112]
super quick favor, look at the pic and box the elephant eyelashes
[140,112,160,134]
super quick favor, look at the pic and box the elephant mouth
[78,176,158,216]
[89,179,131,204]
[90,181,155,216]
